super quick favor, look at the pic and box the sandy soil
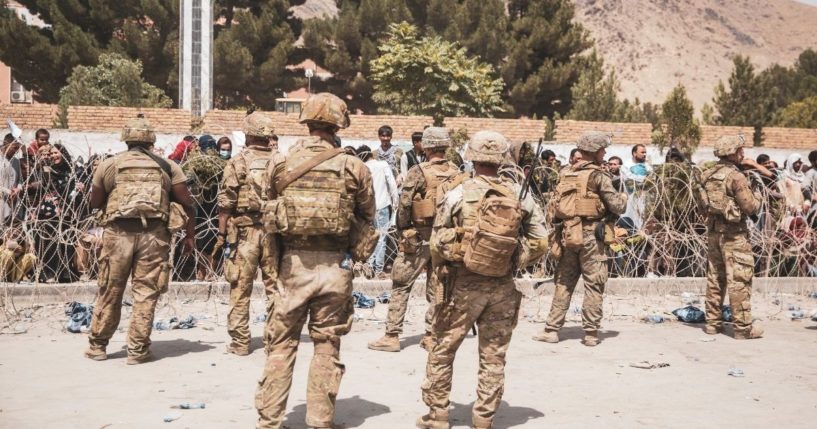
[1,292,817,429]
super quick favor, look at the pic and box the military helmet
[121,116,156,144]
[465,130,510,165]
[243,111,276,138]
[421,127,451,149]
[713,135,745,157]
[299,93,350,129]
[576,131,612,152]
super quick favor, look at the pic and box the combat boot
[532,329,559,343]
[126,352,154,365]
[416,409,449,429]
[582,331,599,347]
[225,343,250,356]
[368,334,400,352]
[704,325,723,335]
[734,325,764,340]
[84,346,107,361]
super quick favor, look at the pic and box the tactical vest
[455,178,522,277]
[279,145,354,236]
[104,151,169,224]
[552,162,605,221]
[702,164,742,224]
[411,160,460,227]
[234,149,275,214]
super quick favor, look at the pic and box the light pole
[305,68,314,93]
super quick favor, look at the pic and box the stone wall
[1,103,815,150]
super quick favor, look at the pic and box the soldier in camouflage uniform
[533,132,627,347]
[85,117,196,364]
[368,127,461,353]
[255,93,376,429]
[215,112,285,356]
[418,131,548,429]
[701,135,764,339]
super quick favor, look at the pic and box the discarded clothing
[65,302,94,333]
[154,315,197,330]
[352,291,375,309]
[672,305,706,323]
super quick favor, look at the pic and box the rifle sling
[274,148,345,194]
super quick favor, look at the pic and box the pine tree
[652,84,701,157]
[567,50,619,121]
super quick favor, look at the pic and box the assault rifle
[519,138,544,200]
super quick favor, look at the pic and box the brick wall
[1,103,815,150]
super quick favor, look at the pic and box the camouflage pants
[256,250,354,429]
[546,227,607,332]
[224,224,279,351]
[705,231,754,333]
[421,269,521,427]
[385,244,436,335]
[88,221,171,358]
[0,249,36,282]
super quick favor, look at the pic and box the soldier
[700,135,764,339]
[214,112,284,356]
[418,131,548,429]
[368,127,461,353]
[533,131,627,347]
[255,93,376,429]
[85,116,195,364]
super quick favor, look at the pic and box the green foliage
[700,103,715,125]
[773,96,817,128]
[651,85,701,157]
[59,53,171,108]
[369,22,504,124]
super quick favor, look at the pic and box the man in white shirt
[1,134,21,225]
[357,144,399,277]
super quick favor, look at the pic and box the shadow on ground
[450,401,545,428]
[554,326,620,342]
[284,395,390,428]
[107,338,216,361]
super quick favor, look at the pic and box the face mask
[219,150,231,160]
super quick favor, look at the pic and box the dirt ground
[1,290,817,429]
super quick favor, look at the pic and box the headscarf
[198,135,217,154]
[784,153,805,183]
[169,137,196,163]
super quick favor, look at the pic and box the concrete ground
[1,289,816,429]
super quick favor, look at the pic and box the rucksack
[462,181,522,277]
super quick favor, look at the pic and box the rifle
[519,138,544,200]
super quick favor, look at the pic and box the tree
[59,53,171,108]
[567,50,619,121]
[712,55,768,145]
[652,85,701,157]
[774,96,817,128]
[369,22,504,125]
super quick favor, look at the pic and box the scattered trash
[672,305,705,323]
[680,292,700,304]
[790,310,805,320]
[352,291,375,309]
[163,412,183,423]
[154,315,197,331]
[808,292,817,299]
[376,291,391,304]
[65,302,94,333]
[787,304,801,311]
[0,325,28,335]
[172,402,205,410]
[722,306,733,322]
[629,361,670,369]
[700,337,716,342]
[727,367,745,377]
[353,313,363,322]
[642,314,664,324]
[254,314,267,323]
[122,299,133,307]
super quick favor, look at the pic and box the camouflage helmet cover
[121,117,156,143]
[243,111,276,138]
[576,131,612,152]
[466,130,510,165]
[421,126,451,149]
[713,135,745,157]
[299,93,350,129]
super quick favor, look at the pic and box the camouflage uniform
[255,93,376,429]
[418,131,548,429]
[536,132,627,346]
[702,136,763,339]
[369,127,460,352]
[0,241,36,282]
[86,118,189,363]
[218,112,284,355]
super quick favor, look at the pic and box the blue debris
[154,315,197,330]
[352,291,375,309]
[65,302,93,333]
[672,305,706,323]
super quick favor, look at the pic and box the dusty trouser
[88,220,171,358]
[0,249,37,282]
[705,230,755,334]
[256,250,354,429]
[385,243,437,336]
[225,224,279,352]
[545,226,607,332]
[421,268,521,427]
